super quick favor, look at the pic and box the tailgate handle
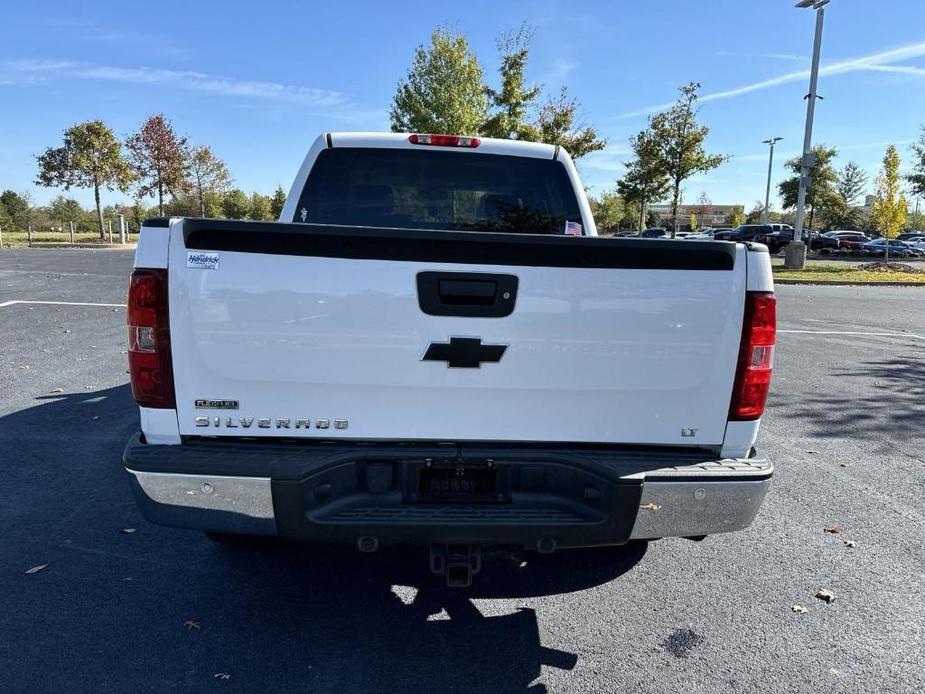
[417,272,518,318]
[438,279,496,305]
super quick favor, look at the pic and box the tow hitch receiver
[430,544,482,588]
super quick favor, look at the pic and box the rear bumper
[124,435,772,547]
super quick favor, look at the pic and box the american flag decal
[564,220,583,236]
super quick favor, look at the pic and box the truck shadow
[1,384,647,693]
[770,353,925,441]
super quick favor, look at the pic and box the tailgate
[168,220,746,446]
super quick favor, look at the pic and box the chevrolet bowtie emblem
[421,337,507,368]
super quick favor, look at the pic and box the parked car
[713,224,773,242]
[755,229,839,254]
[121,131,775,586]
[896,232,924,241]
[903,236,925,251]
[640,227,668,238]
[685,229,719,240]
[861,239,925,257]
[822,230,871,253]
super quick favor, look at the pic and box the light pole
[762,137,783,224]
[786,0,830,270]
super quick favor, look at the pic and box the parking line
[779,329,925,340]
[0,300,126,309]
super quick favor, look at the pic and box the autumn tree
[35,120,133,238]
[692,191,712,228]
[617,127,671,232]
[870,145,907,263]
[778,145,839,231]
[188,145,231,217]
[650,83,727,237]
[390,27,488,135]
[532,87,605,159]
[725,205,745,227]
[126,114,189,216]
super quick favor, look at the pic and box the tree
[482,25,541,140]
[0,191,31,230]
[778,145,839,231]
[588,190,625,232]
[188,146,231,217]
[688,212,698,232]
[725,205,745,227]
[532,87,605,159]
[47,195,83,228]
[650,83,727,238]
[35,120,134,238]
[390,27,488,135]
[249,192,273,221]
[270,186,287,220]
[869,145,907,263]
[221,189,251,219]
[837,161,867,207]
[906,125,925,200]
[126,114,189,216]
[691,191,712,228]
[617,127,671,232]
[746,201,766,224]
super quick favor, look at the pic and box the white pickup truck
[123,132,775,586]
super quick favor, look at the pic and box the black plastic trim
[181,218,736,270]
[325,132,333,148]
[142,217,171,228]
[417,271,518,317]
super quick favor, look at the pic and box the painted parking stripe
[778,329,925,340]
[0,300,125,308]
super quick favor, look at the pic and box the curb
[26,243,137,250]
[773,278,925,287]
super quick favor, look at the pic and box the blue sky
[3,0,925,212]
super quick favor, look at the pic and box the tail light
[408,134,480,148]
[127,268,175,408]
[729,292,776,420]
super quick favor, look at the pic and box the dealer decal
[187,251,220,270]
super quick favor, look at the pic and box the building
[647,204,741,230]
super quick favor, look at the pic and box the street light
[786,0,830,270]
[762,137,783,224]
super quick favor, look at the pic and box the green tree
[0,191,31,230]
[35,120,134,238]
[390,27,488,135]
[588,190,625,232]
[870,144,907,263]
[47,195,84,229]
[532,87,605,159]
[482,25,541,140]
[617,127,671,232]
[725,205,745,227]
[650,83,727,237]
[270,186,287,220]
[249,192,273,221]
[746,201,765,224]
[221,189,251,219]
[126,114,189,216]
[188,145,231,217]
[906,125,925,200]
[778,145,839,231]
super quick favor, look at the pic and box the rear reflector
[729,292,776,421]
[127,268,175,409]
[409,133,480,148]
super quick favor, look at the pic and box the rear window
[295,147,584,235]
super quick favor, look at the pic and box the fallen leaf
[50,387,64,393]
[791,604,808,614]
[839,463,849,468]
[120,528,136,534]
[25,564,48,575]
[844,539,856,548]
[214,673,231,680]
[815,588,836,603]
[823,525,843,534]
[639,502,661,511]
[184,619,201,631]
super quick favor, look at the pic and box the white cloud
[616,40,925,119]
[0,59,345,107]
[579,144,632,173]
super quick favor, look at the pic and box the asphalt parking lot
[1,249,923,694]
